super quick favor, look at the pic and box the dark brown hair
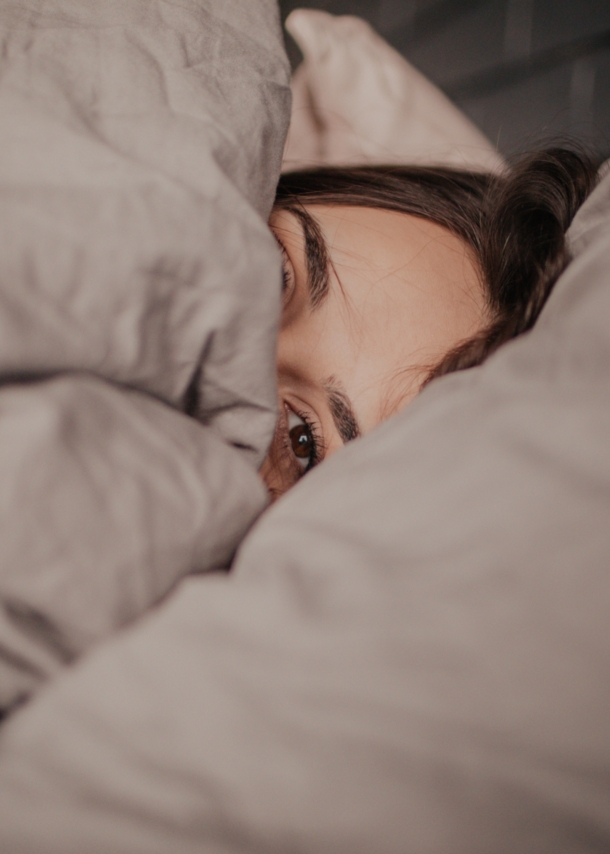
[274,148,599,385]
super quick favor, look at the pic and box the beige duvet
[0,3,609,853]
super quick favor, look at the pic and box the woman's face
[261,204,489,497]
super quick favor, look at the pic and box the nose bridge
[275,325,315,393]
[276,304,332,386]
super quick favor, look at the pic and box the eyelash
[285,404,323,476]
[281,263,291,293]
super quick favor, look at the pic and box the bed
[0,3,608,852]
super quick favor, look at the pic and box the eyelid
[275,236,296,303]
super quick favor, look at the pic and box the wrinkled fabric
[282,9,504,173]
[0,0,290,713]
[0,130,607,854]
[0,0,290,459]
[0,375,268,712]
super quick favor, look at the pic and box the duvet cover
[0,3,609,854]
[0,0,290,711]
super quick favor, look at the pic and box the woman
[262,148,599,497]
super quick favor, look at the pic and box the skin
[261,204,490,498]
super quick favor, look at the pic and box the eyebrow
[283,205,331,309]
[324,377,361,444]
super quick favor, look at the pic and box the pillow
[0,168,607,851]
[282,9,505,173]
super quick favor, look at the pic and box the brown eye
[287,410,318,472]
[290,422,313,459]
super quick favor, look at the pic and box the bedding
[0,0,289,452]
[0,165,608,853]
[0,5,609,854]
[282,9,505,173]
[0,70,608,854]
[0,0,291,712]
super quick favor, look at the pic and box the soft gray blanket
[0,3,608,853]
[0,0,290,711]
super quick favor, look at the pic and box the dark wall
[279,0,610,158]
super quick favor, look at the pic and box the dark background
[278,0,610,159]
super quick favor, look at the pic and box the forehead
[272,203,478,275]
[275,204,484,320]
[275,203,488,424]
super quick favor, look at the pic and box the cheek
[259,439,289,500]
[260,418,300,500]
